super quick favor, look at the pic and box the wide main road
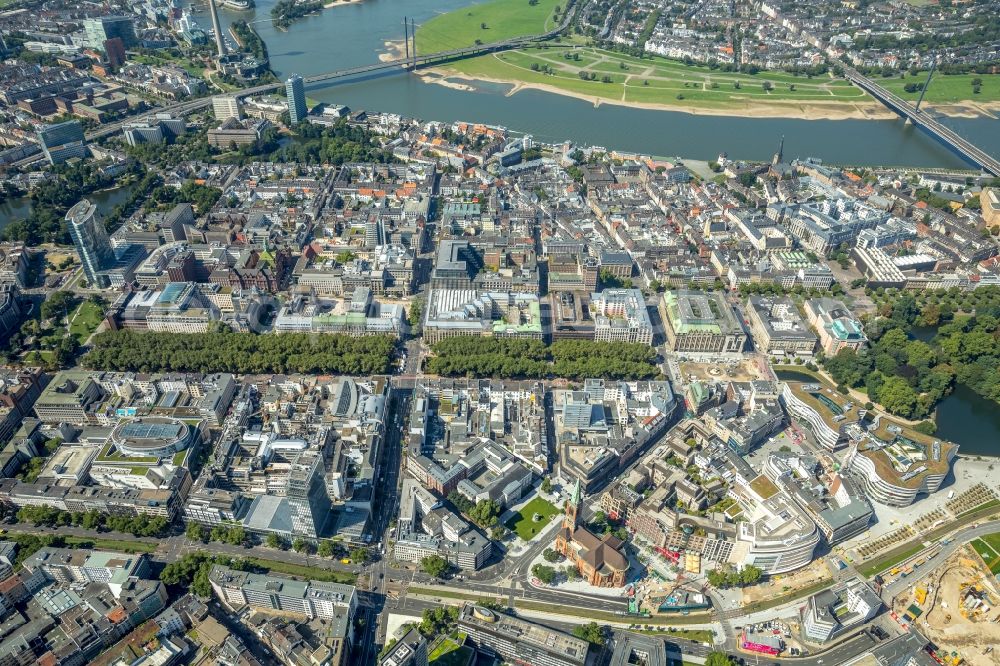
[880,518,1000,600]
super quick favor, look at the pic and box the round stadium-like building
[109,417,197,458]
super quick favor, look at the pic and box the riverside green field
[880,71,1000,104]
[416,0,562,54]
[415,0,998,115]
[432,44,878,114]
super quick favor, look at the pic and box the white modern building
[590,288,654,344]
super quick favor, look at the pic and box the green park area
[416,0,562,54]
[430,42,870,111]
[68,300,105,345]
[972,533,1000,575]
[417,0,995,112]
[505,496,560,540]
[880,71,1000,104]
[131,53,206,79]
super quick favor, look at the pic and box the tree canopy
[425,337,660,380]
[572,622,608,646]
[84,328,395,375]
[420,554,450,578]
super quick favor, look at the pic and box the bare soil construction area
[900,546,1000,666]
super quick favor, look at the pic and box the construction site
[894,546,1000,666]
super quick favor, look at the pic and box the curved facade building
[109,417,197,458]
[779,381,855,451]
[732,473,820,575]
[844,427,957,507]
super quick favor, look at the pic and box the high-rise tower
[286,74,307,124]
[66,200,116,288]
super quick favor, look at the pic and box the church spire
[564,478,581,530]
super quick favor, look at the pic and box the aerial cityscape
[0,0,999,664]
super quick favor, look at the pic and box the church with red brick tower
[553,479,628,588]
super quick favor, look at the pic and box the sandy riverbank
[323,0,363,8]
[378,40,406,63]
[417,65,1000,120]
[418,67,895,120]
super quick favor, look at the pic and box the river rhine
[203,0,1000,451]
[202,0,1000,167]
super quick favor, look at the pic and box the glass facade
[66,200,115,287]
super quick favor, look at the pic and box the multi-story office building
[287,450,331,538]
[457,603,591,666]
[286,74,307,124]
[83,16,136,49]
[378,628,428,666]
[22,548,150,589]
[661,290,747,353]
[33,370,104,423]
[430,240,482,289]
[66,200,116,287]
[123,116,186,147]
[207,117,271,148]
[731,472,821,575]
[804,298,867,356]
[103,37,126,69]
[0,284,22,341]
[212,95,242,121]
[210,565,356,620]
[852,246,907,289]
[590,288,653,344]
[844,429,958,507]
[37,120,86,164]
[779,380,855,451]
[803,579,881,643]
[746,295,817,356]
[764,452,873,545]
[422,289,543,344]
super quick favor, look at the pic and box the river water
[200,0,1000,449]
[0,185,137,233]
[201,0,1000,166]
[775,363,1000,457]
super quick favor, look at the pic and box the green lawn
[957,499,1000,520]
[244,557,357,584]
[881,72,1000,104]
[69,300,105,344]
[416,0,560,54]
[858,543,924,578]
[436,44,869,111]
[63,537,158,553]
[505,496,560,540]
[972,533,1000,575]
[429,633,472,666]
